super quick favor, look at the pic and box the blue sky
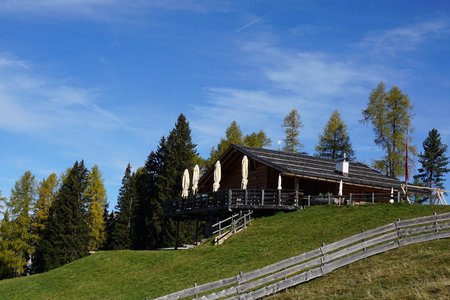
[1,0,450,208]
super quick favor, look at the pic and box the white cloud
[0,0,225,20]
[190,37,385,155]
[0,53,123,134]
[358,20,450,55]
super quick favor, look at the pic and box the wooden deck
[165,190,407,219]
[164,189,303,218]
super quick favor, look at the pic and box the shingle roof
[234,144,402,190]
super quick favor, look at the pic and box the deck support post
[372,193,375,204]
[228,189,232,206]
[349,193,352,205]
[278,189,282,206]
[244,190,248,206]
[308,195,311,207]
[175,219,180,250]
[261,190,265,205]
[205,215,215,238]
[194,219,199,245]
[328,194,330,205]
[295,190,299,207]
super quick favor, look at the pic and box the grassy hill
[0,204,449,299]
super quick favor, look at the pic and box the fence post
[308,195,311,207]
[434,212,439,233]
[372,193,375,204]
[397,191,400,203]
[244,189,248,206]
[244,213,247,228]
[218,220,222,236]
[328,194,331,205]
[349,193,352,205]
[232,215,236,233]
[278,189,282,206]
[261,190,265,206]
[295,189,299,207]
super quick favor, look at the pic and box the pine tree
[415,128,450,190]
[0,171,37,278]
[282,109,303,153]
[316,110,355,160]
[362,82,415,177]
[34,161,90,273]
[109,164,135,249]
[32,173,58,243]
[86,165,107,251]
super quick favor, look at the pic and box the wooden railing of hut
[164,189,302,215]
[164,190,409,215]
[153,212,450,300]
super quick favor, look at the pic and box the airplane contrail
[235,11,273,33]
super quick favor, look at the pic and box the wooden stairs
[211,211,253,246]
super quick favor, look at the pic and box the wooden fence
[153,212,450,300]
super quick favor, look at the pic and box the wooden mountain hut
[165,144,427,219]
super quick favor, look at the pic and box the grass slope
[0,204,449,299]
[271,239,450,299]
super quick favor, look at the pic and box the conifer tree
[132,166,157,249]
[316,110,355,160]
[34,161,90,273]
[109,163,135,249]
[362,82,415,177]
[134,114,198,249]
[86,165,107,251]
[160,114,198,246]
[243,131,272,148]
[0,171,37,278]
[208,121,271,165]
[32,173,58,243]
[415,128,450,190]
[282,109,303,153]
[209,121,243,164]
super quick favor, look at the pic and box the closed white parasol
[277,174,282,190]
[192,165,200,195]
[241,155,248,190]
[181,169,190,198]
[213,160,221,192]
[338,180,343,197]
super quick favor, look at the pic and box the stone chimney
[335,154,349,176]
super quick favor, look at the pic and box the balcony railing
[164,189,302,215]
[164,190,406,216]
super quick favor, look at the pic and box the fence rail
[153,212,450,300]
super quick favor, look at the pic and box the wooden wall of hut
[295,177,393,195]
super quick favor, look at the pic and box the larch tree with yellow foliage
[86,165,107,251]
[32,173,59,242]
